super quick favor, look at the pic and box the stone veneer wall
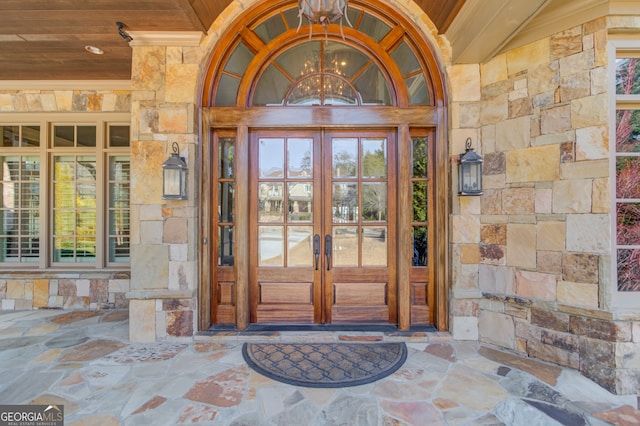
[448,16,640,395]
[0,89,132,312]
[127,43,202,342]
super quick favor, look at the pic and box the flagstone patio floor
[0,309,638,425]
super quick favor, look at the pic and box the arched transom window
[205,2,436,108]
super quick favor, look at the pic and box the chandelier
[297,0,352,39]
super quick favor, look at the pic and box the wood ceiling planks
[0,0,465,80]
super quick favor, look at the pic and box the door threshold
[202,323,437,333]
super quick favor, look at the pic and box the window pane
[77,126,96,147]
[358,11,391,42]
[362,183,387,221]
[254,13,287,43]
[259,138,284,178]
[109,156,130,263]
[333,226,357,266]
[253,64,289,106]
[407,74,430,105]
[218,226,234,266]
[616,157,640,199]
[54,126,74,147]
[259,183,284,222]
[1,126,19,147]
[333,183,358,223]
[362,138,386,178]
[391,42,420,76]
[616,110,640,152]
[413,226,428,266]
[617,203,640,245]
[617,249,640,291]
[616,58,640,95]
[412,137,428,178]
[215,74,241,106]
[219,138,235,178]
[0,156,40,262]
[324,75,358,106]
[362,226,386,266]
[354,64,392,105]
[288,183,312,222]
[109,125,130,147]
[288,226,313,266]
[287,138,313,178]
[225,42,254,76]
[287,75,322,106]
[412,181,427,222]
[259,226,284,266]
[1,125,40,148]
[332,138,357,177]
[53,155,96,264]
[219,182,234,222]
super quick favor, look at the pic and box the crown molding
[128,31,204,46]
[0,80,132,91]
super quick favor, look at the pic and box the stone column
[127,35,203,342]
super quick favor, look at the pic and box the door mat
[242,342,407,388]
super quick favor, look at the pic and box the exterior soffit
[444,0,636,64]
[445,0,552,64]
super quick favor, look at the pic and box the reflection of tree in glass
[616,59,640,150]
[412,137,428,178]
[301,150,312,175]
[616,58,640,291]
[363,184,386,221]
[362,141,386,177]
[220,139,234,178]
[617,157,640,198]
[332,184,357,222]
[333,150,356,177]
[617,203,640,246]
[413,226,427,266]
[617,249,640,291]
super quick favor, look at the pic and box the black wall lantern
[162,142,188,200]
[458,137,483,196]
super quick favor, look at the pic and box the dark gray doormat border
[242,342,408,388]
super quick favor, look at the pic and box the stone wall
[0,274,130,310]
[127,43,203,342]
[0,87,132,313]
[448,17,640,394]
[0,89,130,113]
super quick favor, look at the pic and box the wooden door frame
[198,106,449,331]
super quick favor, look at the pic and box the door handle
[313,234,321,271]
[325,234,332,271]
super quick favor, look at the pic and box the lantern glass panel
[164,168,181,197]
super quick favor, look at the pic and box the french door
[249,130,396,324]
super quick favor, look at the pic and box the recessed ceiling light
[85,45,104,55]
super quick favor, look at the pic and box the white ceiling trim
[445,0,551,64]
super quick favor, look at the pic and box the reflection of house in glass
[288,182,312,221]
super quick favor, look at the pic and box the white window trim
[0,112,130,271]
[609,38,640,310]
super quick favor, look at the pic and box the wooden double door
[249,130,397,324]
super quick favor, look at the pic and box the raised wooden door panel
[249,133,322,323]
